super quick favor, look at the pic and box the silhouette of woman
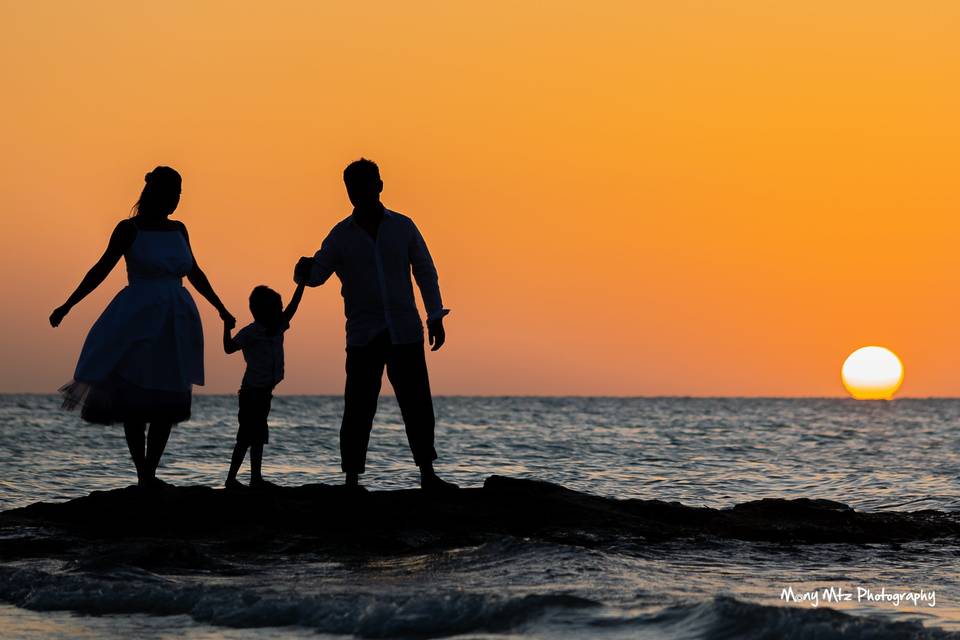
[50,166,235,487]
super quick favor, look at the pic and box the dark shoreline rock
[2,476,959,555]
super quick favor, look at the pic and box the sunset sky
[1,1,957,396]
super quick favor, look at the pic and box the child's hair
[249,285,283,333]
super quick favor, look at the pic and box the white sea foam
[2,565,956,639]
[0,565,598,637]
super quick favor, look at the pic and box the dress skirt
[61,277,204,425]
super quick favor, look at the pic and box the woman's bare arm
[177,222,235,325]
[50,220,136,327]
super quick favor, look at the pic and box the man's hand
[49,304,70,327]
[427,317,446,351]
[294,257,314,284]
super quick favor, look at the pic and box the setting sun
[841,346,904,400]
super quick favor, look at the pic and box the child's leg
[249,391,271,485]
[250,443,264,483]
[227,441,249,483]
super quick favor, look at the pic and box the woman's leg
[145,422,172,482]
[123,422,147,485]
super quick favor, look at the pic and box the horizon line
[2,392,959,400]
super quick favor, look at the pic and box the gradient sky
[1,1,958,396]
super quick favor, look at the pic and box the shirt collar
[350,203,391,225]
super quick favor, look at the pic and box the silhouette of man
[295,159,457,491]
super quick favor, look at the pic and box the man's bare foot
[250,478,280,490]
[225,478,247,491]
[420,472,459,492]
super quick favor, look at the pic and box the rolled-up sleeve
[302,229,339,287]
[409,221,450,322]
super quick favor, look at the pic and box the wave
[1,565,955,639]
[0,565,598,638]
[630,596,960,640]
[4,478,960,637]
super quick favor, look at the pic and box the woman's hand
[49,304,70,327]
[219,307,236,328]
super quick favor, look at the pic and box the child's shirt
[234,321,288,389]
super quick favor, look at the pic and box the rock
[2,476,958,560]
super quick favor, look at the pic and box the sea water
[1,395,959,639]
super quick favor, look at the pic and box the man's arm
[294,229,339,287]
[408,221,450,350]
[283,282,306,324]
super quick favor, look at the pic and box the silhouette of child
[223,282,305,489]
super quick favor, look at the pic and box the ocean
[1,395,959,639]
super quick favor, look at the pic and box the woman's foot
[149,477,175,490]
[136,472,157,488]
[225,478,247,491]
[250,478,280,490]
[138,476,173,491]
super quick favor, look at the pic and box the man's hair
[343,158,380,191]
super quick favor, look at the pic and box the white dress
[60,227,204,424]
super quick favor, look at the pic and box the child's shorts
[237,387,273,445]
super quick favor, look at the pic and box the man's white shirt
[298,208,449,346]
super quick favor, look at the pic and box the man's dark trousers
[341,329,438,473]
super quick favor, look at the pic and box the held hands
[294,257,314,284]
[428,317,446,351]
[49,304,70,328]
[219,308,236,330]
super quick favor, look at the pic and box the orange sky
[1,1,957,396]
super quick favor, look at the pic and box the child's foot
[341,473,367,493]
[225,478,247,491]
[250,478,280,490]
